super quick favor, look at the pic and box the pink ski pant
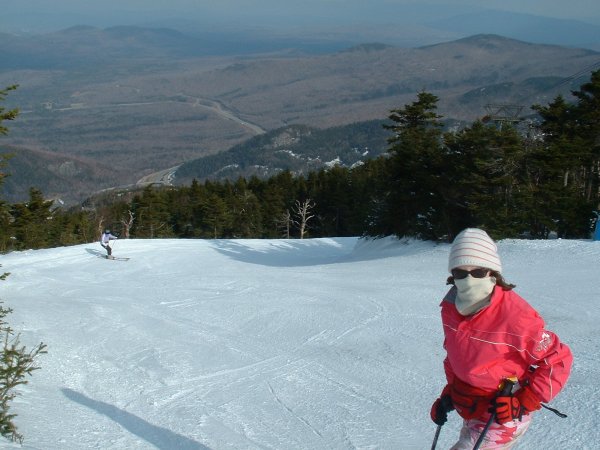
[450,413,532,450]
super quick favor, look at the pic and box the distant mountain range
[4,5,600,51]
[427,10,600,50]
[0,26,220,69]
[1,26,599,205]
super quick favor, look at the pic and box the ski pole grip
[499,378,516,396]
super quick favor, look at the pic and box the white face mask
[454,275,496,315]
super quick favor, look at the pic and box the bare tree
[96,217,105,241]
[293,199,316,239]
[276,210,293,239]
[120,210,135,239]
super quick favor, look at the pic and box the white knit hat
[448,228,502,273]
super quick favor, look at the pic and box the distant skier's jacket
[440,285,572,418]
[101,232,118,245]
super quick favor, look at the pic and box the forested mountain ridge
[175,121,391,185]
[0,145,113,204]
[1,29,599,204]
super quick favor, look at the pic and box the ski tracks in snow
[267,382,325,440]
[131,292,391,448]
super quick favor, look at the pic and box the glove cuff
[516,386,541,412]
[441,384,451,398]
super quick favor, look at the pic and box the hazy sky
[3,0,600,33]
[164,0,600,21]
[11,0,597,15]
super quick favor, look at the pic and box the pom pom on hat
[448,228,502,273]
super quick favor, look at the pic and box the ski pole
[110,232,119,255]
[473,378,516,450]
[431,424,442,450]
[431,396,453,450]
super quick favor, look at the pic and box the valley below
[1,27,599,205]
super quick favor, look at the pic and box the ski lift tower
[483,104,525,127]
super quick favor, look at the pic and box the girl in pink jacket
[430,228,572,449]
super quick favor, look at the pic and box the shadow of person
[85,248,107,257]
[62,388,211,449]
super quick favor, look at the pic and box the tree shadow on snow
[210,238,355,267]
[211,237,440,267]
[62,388,211,450]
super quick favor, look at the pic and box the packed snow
[1,236,598,449]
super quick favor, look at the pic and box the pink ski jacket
[441,286,572,403]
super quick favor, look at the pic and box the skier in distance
[100,228,118,259]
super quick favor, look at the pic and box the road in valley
[136,165,181,186]
[132,94,265,185]
[184,94,266,136]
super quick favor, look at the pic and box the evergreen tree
[533,70,600,237]
[0,86,19,252]
[520,98,576,237]
[10,188,57,249]
[185,179,208,237]
[441,121,494,236]
[0,85,46,445]
[0,86,18,136]
[201,192,230,238]
[571,70,600,216]
[0,289,47,444]
[375,92,445,238]
[130,186,174,238]
[230,178,263,237]
[308,166,359,236]
[353,157,390,237]
[442,122,527,238]
[260,172,296,237]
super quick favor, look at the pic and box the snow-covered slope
[1,237,598,449]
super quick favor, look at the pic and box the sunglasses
[451,268,490,279]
